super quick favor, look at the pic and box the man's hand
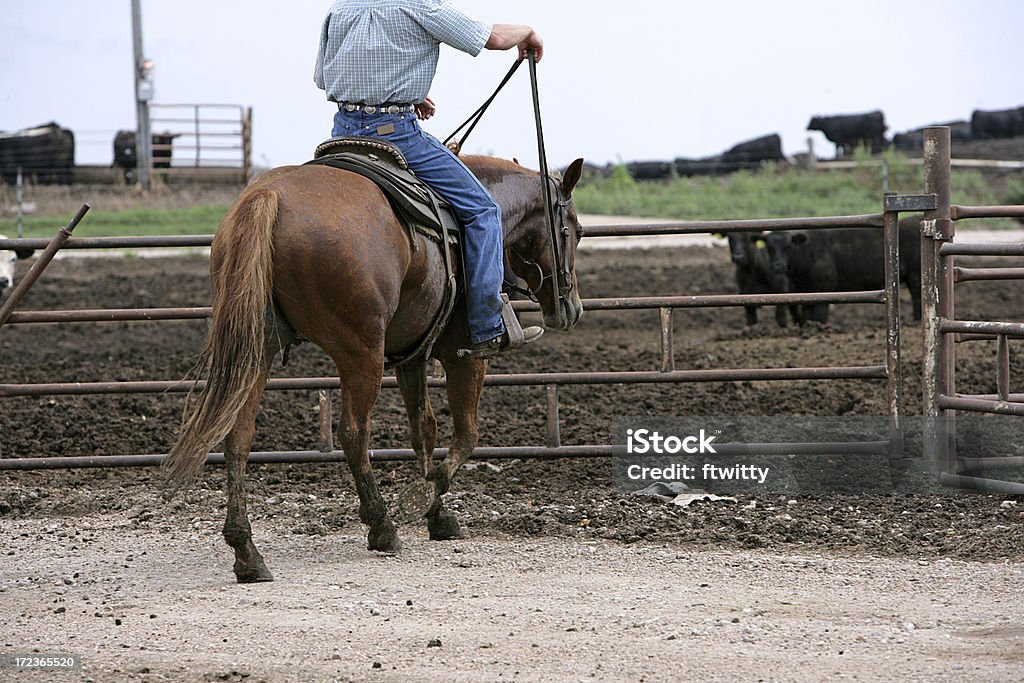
[416,97,437,120]
[517,33,543,62]
[487,24,543,62]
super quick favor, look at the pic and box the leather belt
[340,102,416,114]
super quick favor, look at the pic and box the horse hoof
[393,480,438,523]
[368,524,402,554]
[234,559,274,583]
[428,510,465,541]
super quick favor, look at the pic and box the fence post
[922,126,955,476]
[659,307,675,373]
[318,389,335,453]
[882,194,903,456]
[243,107,253,183]
[545,385,561,448]
[16,167,24,238]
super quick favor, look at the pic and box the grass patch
[574,149,1019,229]
[0,205,228,239]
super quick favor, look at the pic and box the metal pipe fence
[0,171,922,473]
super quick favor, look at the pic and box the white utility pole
[131,0,153,189]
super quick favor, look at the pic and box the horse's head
[503,157,586,332]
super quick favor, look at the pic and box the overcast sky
[2,1,1022,171]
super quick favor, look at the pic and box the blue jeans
[331,109,505,344]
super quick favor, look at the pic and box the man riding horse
[314,0,546,357]
[164,0,584,581]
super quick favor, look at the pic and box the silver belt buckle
[385,105,400,114]
[343,102,357,112]
[363,105,377,114]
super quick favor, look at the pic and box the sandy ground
[2,511,1024,683]
[3,239,1024,681]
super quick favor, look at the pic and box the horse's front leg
[335,355,401,554]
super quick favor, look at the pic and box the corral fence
[148,103,253,182]
[67,103,253,185]
[1,127,1022,495]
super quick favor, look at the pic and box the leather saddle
[307,136,460,248]
[304,137,460,368]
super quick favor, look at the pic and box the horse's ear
[561,158,585,195]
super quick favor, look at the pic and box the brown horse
[164,154,585,582]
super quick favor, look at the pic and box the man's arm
[485,23,544,62]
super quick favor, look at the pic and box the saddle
[304,137,460,369]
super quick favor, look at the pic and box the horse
[163,154,586,582]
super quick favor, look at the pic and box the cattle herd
[604,103,1024,181]
[0,122,178,184]
[724,217,922,326]
[2,104,1024,185]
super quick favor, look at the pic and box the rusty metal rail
[0,366,888,400]
[1,292,885,325]
[0,440,893,472]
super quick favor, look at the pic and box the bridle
[503,174,580,306]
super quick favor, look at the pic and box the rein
[527,50,574,310]
[443,59,522,153]
[445,51,574,314]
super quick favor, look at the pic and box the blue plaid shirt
[314,0,492,105]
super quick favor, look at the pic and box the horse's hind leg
[222,311,290,583]
[222,372,274,583]
[336,354,401,554]
[395,362,437,513]
[422,355,487,540]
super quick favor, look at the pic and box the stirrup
[457,294,541,358]
[499,293,526,347]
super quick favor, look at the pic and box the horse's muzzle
[543,291,583,331]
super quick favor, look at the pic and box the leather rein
[444,52,576,310]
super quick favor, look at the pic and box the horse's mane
[461,155,532,178]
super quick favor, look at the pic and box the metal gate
[917,127,1024,494]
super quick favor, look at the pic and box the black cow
[113,130,179,179]
[673,156,722,177]
[724,231,794,327]
[720,134,786,170]
[625,160,675,181]
[893,121,972,150]
[970,106,1024,140]
[807,111,887,157]
[0,122,75,184]
[764,217,922,324]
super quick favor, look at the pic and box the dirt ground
[2,240,1024,681]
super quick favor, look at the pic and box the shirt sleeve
[417,1,492,56]
[313,13,331,90]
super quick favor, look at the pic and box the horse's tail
[163,187,279,488]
